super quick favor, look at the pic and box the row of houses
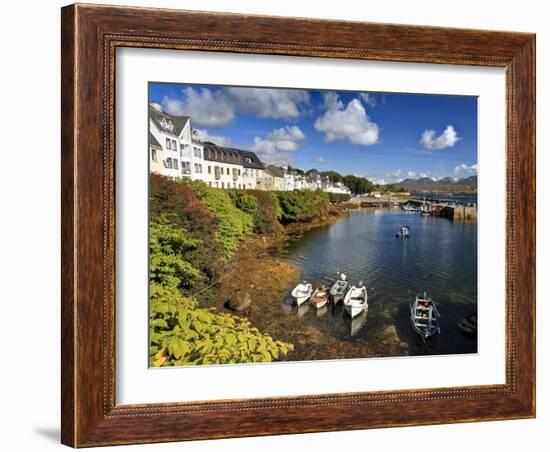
[148,103,351,194]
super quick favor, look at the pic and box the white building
[326,181,351,195]
[202,143,246,189]
[149,103,206,180]
[241,150,266,190]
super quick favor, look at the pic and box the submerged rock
[228,291,252,311]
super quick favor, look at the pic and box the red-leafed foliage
[149,174,223,294]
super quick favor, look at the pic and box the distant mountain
[390,175,477,192]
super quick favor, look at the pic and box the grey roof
[239,150,265,170]
[148,132,162,149]
[203,143,243,166]
[148,104,189,136]
[202,143,265,169]
[266,165,285,178]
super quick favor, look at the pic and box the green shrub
[149,174,223,294]
[148,212,293,367]
[149,216,202,290]
[192,182,253,259]
[275,190,331,223]
[328,193,351,204]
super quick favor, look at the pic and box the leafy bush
[328,193,351,204]
[149,213,293,367]
[150,287,293,366]
[230,190,283,235]
[192,182,253,259]
[149,216,202,290]
[275,190,331,223]
[149,174,223,292]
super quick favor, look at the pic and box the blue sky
[149,83,478,184]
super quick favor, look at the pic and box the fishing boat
[310,286,329,309]
[410,292,440,338]
[291,282,313,306]
[329,274,349,303]
[343,282,368,318]
[395,225,410,238]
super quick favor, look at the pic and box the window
[193,147,202,158]
[238,169,241,176]
[226,168,230,175]
[165,138,171,149]
[173,159,179,170]
[233,183,236,188]
[172,140,177,150]
[208,166,211,174]
[165,158,172,169]
[221,182,225,188]
[151,149,157,162]
[180,143,186,151]
[208,182,212,187]
[194,163,202,174]
[182,161,191,174]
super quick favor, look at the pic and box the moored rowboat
[291,282,313,306]
[310,286,329,309]
[343,282,368,318]
[410,292,440,338]
[330,274,349,303]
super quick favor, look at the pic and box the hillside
[391,175,477,192]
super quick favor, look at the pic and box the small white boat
[343,282,368,318]
[291,282,313,306]
[395,225,410,238]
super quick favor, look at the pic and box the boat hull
[343,286,368,318]
[344,304,366,318]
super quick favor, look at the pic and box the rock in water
[228,291,252,311]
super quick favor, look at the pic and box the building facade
[148,132,164,175]
[203,144,245,189]
[148,104,353,195]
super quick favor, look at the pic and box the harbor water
[265,208,478,361]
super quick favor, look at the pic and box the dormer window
[160,117,174,132]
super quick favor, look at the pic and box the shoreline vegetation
[149,174,348,367]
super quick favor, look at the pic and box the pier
[344,193,477,220]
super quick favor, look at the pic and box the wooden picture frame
[61,3,535,447]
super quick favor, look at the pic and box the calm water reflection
[273,208,477,358]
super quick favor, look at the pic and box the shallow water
[269,208,478,360]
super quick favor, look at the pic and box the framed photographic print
[61,3,536,447]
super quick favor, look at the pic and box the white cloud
[454,163,478,176]
[359,93,377,107]
[314,93,379,146]
[420,125,460,150]
[162,87,234,127]
[388,169,402,178]
[224,87,310,119]
[193,129,232,147]
[251,126,306,165]
[161,86,310,128]
[316,156,326,164]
